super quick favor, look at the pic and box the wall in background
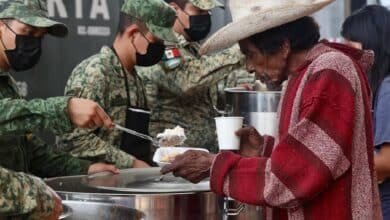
[313,0,346,40]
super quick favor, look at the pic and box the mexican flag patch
[163,48,181,60]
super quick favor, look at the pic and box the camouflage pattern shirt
[138,36,254,152]
[0,70,92,218]
[0,167,57,219]
[0,96,73,136]
[58,46,147,168]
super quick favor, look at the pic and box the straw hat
[199,0,334,55]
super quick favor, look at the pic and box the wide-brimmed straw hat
[199,0,334,55]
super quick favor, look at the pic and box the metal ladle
[114,124,160,147]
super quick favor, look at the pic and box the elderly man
[162,0,382,219]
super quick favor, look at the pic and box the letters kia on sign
[47,0,111,36]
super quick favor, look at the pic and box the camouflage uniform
[189,0,224,10]
[0,97,73,136]
[138,36,254,153]
[0,71,92,219]
[0,0,71,136]
[57,0,177,168]
[58,46,143,168]
[0,167,57,219]
[0,1,93,219]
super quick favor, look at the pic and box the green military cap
[190,0,224,10]
[121,0,178,43]
[0,0,68,37]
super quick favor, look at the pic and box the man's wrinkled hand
[67,98,113,130]
[161,150,216,183]
[87,163,119,175]
[236,126,264,157]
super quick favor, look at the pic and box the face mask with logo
[1,24,42,72]
[179,10,211,42]
[132,33,165,67]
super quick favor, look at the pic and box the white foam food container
[153,147,209,167]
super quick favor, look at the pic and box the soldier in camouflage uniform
[58,0,178,167]
[0,97,114,136]
[137,0,254,153]
[0,1,119,219]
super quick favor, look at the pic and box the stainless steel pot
[45,168,262,220]
[60,201,145,220]
[0,201,144,220]
[224,88,281,136]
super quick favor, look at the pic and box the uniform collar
[101,46,136,78]
[170,33,201,54]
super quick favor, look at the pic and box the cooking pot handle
[225,203,245,216]
[223,198,245,216]
[59,203,72,219]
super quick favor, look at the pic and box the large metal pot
[45,168,262,220]
[0,201,144,220]
[224,88,281,136]
[60,201,145,220]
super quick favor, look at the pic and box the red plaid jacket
[210,41,382,220]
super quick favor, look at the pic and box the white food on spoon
[253,80,268,91]
[157,126,187,147]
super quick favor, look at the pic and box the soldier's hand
[67,98,113,129]
[87,163,120,175]
[132,159,150,168]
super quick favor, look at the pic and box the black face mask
[1,25,42,72]
[132,34,165,67]
[181,13,211,42]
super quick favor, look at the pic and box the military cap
[121,0,178,43]
[0,0,68,37]
[190,0,224,10]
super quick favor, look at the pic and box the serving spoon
[114,124,160,147]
